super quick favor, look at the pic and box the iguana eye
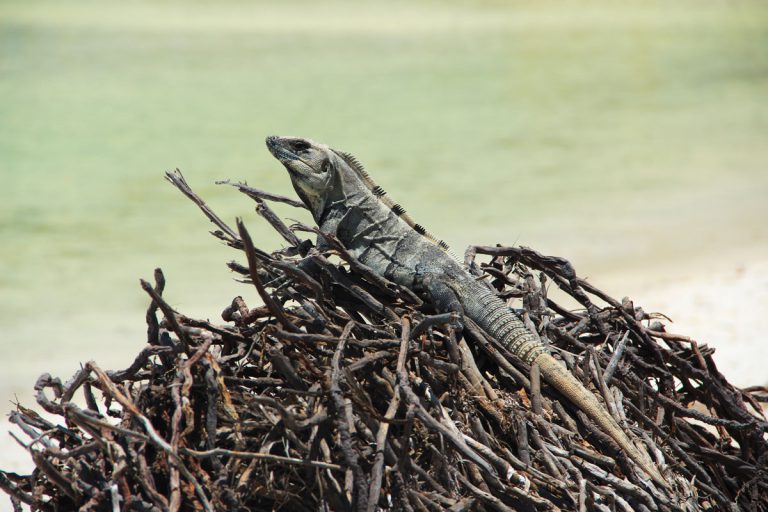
[290,140,311,152]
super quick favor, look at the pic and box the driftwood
[1,170,766,511]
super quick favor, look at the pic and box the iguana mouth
[265,135,295,161]
[266,135,316,173]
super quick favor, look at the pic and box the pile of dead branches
[1,171,766,511]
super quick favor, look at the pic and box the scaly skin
[266,135,667,487]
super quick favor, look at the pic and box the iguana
[266,135,667,487]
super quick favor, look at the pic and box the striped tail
[466,289,667,487]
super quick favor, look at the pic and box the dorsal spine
[334,150,459,260]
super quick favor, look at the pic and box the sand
[603,259,768,389]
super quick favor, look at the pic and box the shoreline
[600,257,768,388]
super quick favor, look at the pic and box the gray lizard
[266,135,667,487]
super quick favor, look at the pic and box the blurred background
[1,0,766,480]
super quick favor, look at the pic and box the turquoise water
[1,0,766,400]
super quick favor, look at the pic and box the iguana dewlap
[266,135,667,487]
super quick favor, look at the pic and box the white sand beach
[605,259,768,389]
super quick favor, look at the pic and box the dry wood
[1,177,766,511]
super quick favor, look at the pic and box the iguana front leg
[265,220,340,292]
[271,213,342,284]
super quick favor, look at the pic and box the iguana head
[267,135,456,257]
[266,135,351,219]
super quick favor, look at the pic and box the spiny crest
[334,149,458,260]
[336,151,369,180]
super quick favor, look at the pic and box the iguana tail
[467,288,667,487]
